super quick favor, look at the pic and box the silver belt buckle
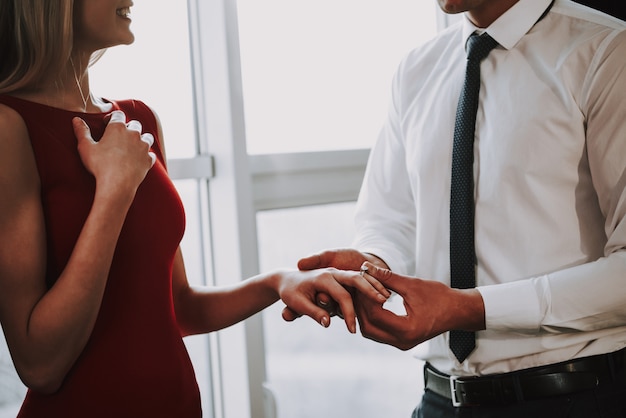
[450,375,462,407]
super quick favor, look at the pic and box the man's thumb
[362,262,399,292]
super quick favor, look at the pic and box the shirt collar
[461,0,554,51]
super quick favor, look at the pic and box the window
[238,0,438,154]
[237,1,439,416]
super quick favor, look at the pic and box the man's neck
[467,0,519,28]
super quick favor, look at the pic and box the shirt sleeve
[352,63,417,276]
[479,29,626,334]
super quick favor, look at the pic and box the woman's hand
[276,267,391,333]
[287,248,390,321]
[74,110,156,198]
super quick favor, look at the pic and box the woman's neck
[11,66,103,113]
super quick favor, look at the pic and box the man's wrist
[452,288,486,332]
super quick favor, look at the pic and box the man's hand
[354,262,486,351]
[297,248,388,272]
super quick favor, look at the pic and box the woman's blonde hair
[0,0,74,93]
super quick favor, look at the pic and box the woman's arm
[147,111,389,339]
[171,248,390,336]
[0,108,154,394]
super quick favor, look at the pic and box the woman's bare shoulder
[0,102,30,146]
[0,102,40,195]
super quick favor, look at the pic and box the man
[291,0,626,416]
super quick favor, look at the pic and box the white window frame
[169,1,456,417]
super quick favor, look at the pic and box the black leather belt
[424,348,626,407]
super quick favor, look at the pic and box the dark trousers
[412,381,626,418]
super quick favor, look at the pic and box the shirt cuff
[478,280,543,333]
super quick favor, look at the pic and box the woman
[0,1,390,416]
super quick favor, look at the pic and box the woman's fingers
[125,119,142,132]
[106,110,127,125]
[141,132,155,148]
[316,292,342,318]
[330,268,391,303]
[285,291,333,329]
[281,306,301,322]
[312,269,391,333]
[279,266,391,334]
[75,110,157,191]
[316,279,356,332]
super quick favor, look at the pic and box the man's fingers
[357,266,392,299]
[297,253,323,271]
[361,262,404,295]
[297,249,365,271]
[355,293,409,348]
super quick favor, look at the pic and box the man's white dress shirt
[352,0,626,376]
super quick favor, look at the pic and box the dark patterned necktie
[449,32,498,363]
